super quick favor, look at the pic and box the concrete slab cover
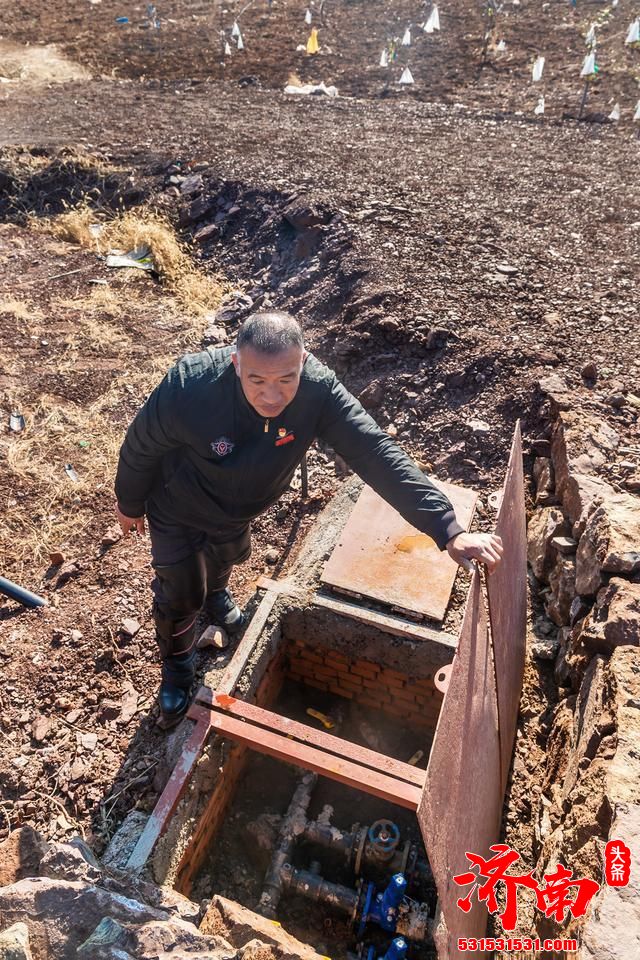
[321,480,477,621]
[418,570,502,960]
[486,422,527,793]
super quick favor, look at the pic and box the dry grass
[2,353,174,573]
[39,205,228,316]
[0,298,42,320]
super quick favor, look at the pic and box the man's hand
[115,503,146,538]
[446,531,504,574]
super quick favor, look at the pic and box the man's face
[232,344,307,419]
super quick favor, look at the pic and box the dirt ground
[0,0,639,925]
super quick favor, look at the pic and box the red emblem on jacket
[275,428,295,447]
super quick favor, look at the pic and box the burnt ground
[0,0,639,927]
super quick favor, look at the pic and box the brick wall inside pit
[286,640,442,730]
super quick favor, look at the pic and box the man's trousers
[147,503,251,659]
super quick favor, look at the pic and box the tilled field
[0,0,639,942]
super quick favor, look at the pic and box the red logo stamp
[604,839,631,887]
[453,843,600,932]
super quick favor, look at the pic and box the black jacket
[115,347,464,550]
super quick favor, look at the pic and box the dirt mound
[0,41,88,84]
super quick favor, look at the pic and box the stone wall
[525,376,640,953]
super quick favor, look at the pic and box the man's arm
[317,376,503,569]
[114,367,183,526]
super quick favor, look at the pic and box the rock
[201,894,326,960]
[193,222,219,244]
[527,506,569,582]
[531,635,560,661]
[533,457,555,504]
[197,625,229,651]
[283,198,330,232]
[212,293,254,327]
[39,841,102,884]
[70,629,83,643]
[576,495,640,594]
[100,525,122,550]
[264,547,279,565]
[467,418,490,434]
[570,595,592,626]
[48,551,65,567]
[626,475,640,493]
[551,535,578,555]
[102,811,149,872]
[425,327,452,350]
[77,914,230,960]
[31,715,52,743]
[120,618,141,638]
[202,324,226,345]
[575,579,640,656]
[538,373,572,412]
[179,174,203,197]
[0,923,32,960]
[606,392,627,409]
[358,379,385,410]
[54,561,81,589]
[495,263,519,276]
[0,878,167,958]
[546,556,576,626]
[98,700,122,722]
[581,360,598,381]
[79,732,98,752]
[0,827,49,885]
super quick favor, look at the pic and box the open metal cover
[321,480,477,622]
[418,570,502,959]
[487,422,528,792]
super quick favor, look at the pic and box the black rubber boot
[205,588,246,635]
[159,650,196,727]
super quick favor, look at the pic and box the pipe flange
[354,826,367,876]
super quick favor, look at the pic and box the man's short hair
[236,311,304,355]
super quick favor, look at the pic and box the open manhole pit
[171,601,449,958]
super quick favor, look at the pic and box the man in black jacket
[115,312,503,725]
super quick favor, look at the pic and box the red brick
[337,678,362,696]
[304,678,329,692]
[288,671,303,683]
[361,676,382,691]
[300,650,324,664]
[351,661,380,679]
[356,695,381,710]
[314,664,339,680]
[329,683,354,700]
[381,667,408,683]
[381,674,405,690]
[390,686,416,705]
[324,650,349,664]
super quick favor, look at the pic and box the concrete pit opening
[173,600,449,958]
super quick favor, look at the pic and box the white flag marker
[237,31,244,50]
[402,28,411,46]
[380,48,389,67]
[580,52,596,78]
[305,8,312,25]
[608,102,620,121]
[497,39,506,51]
[585,24,596,46]
[534,96,545,115]
[224,41,231,55]
[532,56,545,82]
[231,20,240,37]
[425,7,440,32]
[399,66,414,84]
[625,19,640,45]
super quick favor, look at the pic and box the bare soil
[0,0,638,908]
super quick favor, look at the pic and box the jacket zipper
[264,418,269,433]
